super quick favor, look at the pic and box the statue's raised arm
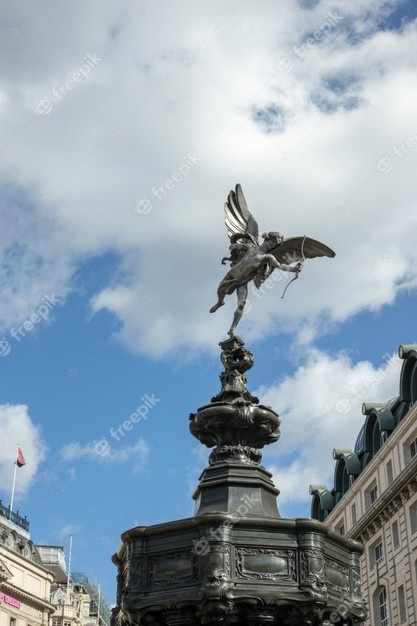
[210,184,335,338]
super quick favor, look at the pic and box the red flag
[16,447,26,467]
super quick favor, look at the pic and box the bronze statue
[210,184,335,337]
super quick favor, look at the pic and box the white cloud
[55,522,83,538]
[257,348,402,510]
[60,438,149,472]
[0,404,47,500]
[0,2,417,357]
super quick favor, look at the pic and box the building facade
[310,344,417,626]
[0,506,110,626]
[36,546,111,626]
[0,505,54,626]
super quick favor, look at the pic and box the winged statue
[210,184,335,338]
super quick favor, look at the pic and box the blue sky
[1,0,417,605]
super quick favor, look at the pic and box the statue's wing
[269,236,336,264]
[224,184,259,242]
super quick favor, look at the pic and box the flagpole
[9,444,19,520]
[66,534,73,601]
[97,584,101,626]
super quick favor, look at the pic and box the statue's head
[262,232,283,249]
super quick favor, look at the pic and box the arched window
[373,587,389,626]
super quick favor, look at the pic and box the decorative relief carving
[110,607,130,626]
[351,567,362,601]
[235,547,296,582]
[324,557,350,595]
[300,549,325,590]
[371,519,381,533]
[406,482,417,497]
[197,599,233,624]
[148,551,198,587]
[209,444,261,465]
[201,543,230,588]
[359,529,371,543]
[124,544,144,592]
[400,491,409,505]
[126,557,143,591]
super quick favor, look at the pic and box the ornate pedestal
[111,338,366,625]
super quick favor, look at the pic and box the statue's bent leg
[210,277,235,313]
[210,300,224,313]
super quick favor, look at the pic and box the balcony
[0,500,30,532]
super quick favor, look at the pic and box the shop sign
[0,592,21,608]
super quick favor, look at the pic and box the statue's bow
[281,234,306,299]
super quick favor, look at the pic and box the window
[375,542,384,564]
[398,585,406,622]
[410,436,417,459]
[10,619,16,626]
[386,460,394,485]
[351,503,357,526]
[369,540,384,568]
[365,482,379,509]
[379,588,389,626]
[404,435,417,464]
[392,520,400,549]
[410,502,417,533]
[336,521,345,535]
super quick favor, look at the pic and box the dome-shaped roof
[311,344,417,521]
[354,425,365,456]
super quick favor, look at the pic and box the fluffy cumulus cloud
[60,437,149,472]
[0,1,417,357]
[0,404,47,500]
[257,348,402,512]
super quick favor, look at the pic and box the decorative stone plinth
[189,337,281,519]
[111,515,366,626]
[193,460,280,518]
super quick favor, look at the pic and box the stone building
[36,546,111,626]
[310,344,417,626]
[0,503,110,626]
[0,504,54,626]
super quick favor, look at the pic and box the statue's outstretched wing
[269,236,335,264]
[224,184,259,243]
